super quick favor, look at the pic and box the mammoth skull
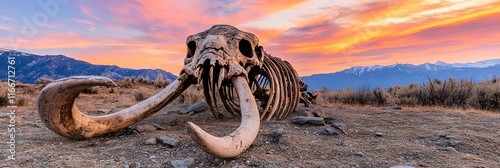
[37,25,302,158]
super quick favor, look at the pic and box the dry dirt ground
[1,85,499,168]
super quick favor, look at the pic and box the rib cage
[217,55,301,121]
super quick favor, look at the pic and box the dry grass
[0,76,187,115]
[173,85,204,105]
[315,77,500,112]
[0,82,9,106]
[3,76,499,113]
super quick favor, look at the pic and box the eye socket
[239,39,253,58]
[187,41,197,58]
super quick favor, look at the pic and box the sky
[1,0,499,76]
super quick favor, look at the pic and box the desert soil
[0,86,499,168]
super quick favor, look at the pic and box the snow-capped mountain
[302,59,500,90]
[438,59,500,68]
[0,49,177,83]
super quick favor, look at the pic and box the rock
[181,102,207,115]
[97,109,111,114]
[435,132,448,138]
[390,166,415,168]
[448,140,460,147]
[24,121,43,127]
[171,158,195,168]
[129,162,141,168]
[382,106,402,110]
[444,147,458,153]
[153,124,166,130]
[321,127,340,135]
[324,118,347,134]
[118,156,127,162]
[390,162,415,168]
[356,152,364,156]
[169,119,178,126]
[324,117,347,134]
[445,135,455,139]
[158,136,179,147]
[245,156,261,167]
[291,116,325,126]
[268,129,288,143]
[145,138,157,145]
[278,135,288,144]
[135,125,157,133]
[376,133,383,137]
[268,129,283,139]
[0,112,9,118]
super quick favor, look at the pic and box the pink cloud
[3,0,500,76]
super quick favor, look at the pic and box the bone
[212,66,220,114]
[263,56,281,120]
[37,24,307,159]
[227,82,240,113]
[273,57,295,119]
[37,75,190,138]
[285,60,301,117]
[219,86,236,115]
[274,58,290,119]
[203,66,221,118]
[261,71,276,120]
[186,76,260,158]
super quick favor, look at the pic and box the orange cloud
[282,0,500,53]
[259,0,307,14]
[2,0,500,76]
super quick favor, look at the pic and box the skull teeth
[218,68,225,90]
[201,64,229,118]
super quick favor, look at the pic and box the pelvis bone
[37,25,302,158]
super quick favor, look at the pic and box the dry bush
[174,85,204,105]
[316,86,378,106]
[120,77,136,88]
[23,85,39,94]
[133,89,147,101]
[81,87,98,94]
[314,85,333,105]
[0,83,9,107]
[16,96,26,106]
[0,83,29,107]
[470,78,500,111]
[153,74,171,88]
[136,76,153,85]
[353,86,374,105]
[314,77,500,112]
[373,87,390,106]
[389,83,421,106]
[35,77,53,85]
[445,78,473,108]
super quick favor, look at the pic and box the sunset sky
[1,0,499,76]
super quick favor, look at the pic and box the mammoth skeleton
[37,25,305,158]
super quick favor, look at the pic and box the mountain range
[302,59,500,91]
[0,49,177,84]
[1,48,498,91]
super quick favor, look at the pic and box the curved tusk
[37,75,190,139]
[186,76,260,158]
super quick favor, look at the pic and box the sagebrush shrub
[315,77,500,112]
